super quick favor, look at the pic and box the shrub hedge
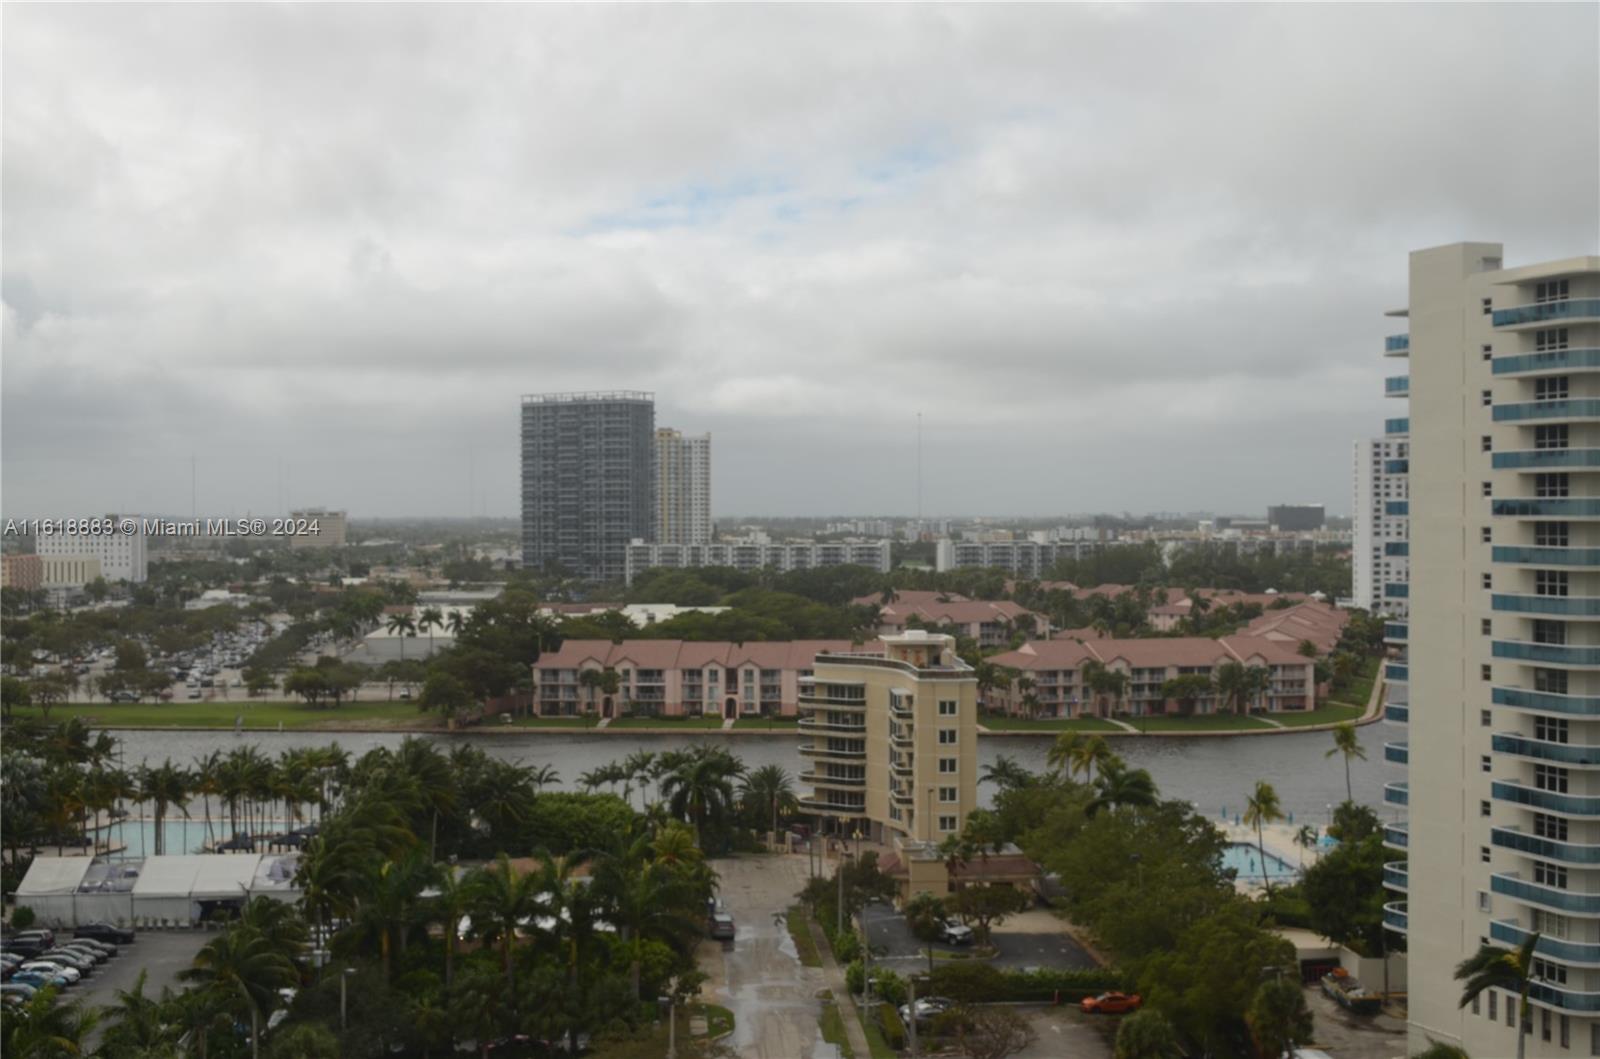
[923,962,1125,1003]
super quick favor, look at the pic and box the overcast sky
[4,5,1597,521]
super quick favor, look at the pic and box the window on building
[938,815,957,832]
[1533,620,1568,645]
[1536,375,1571,402]
[1482,526,1493,543]
[1482,297,1494,316]
[1536,473,1571,498]
[1534,958,1568,986]
[1537,860,1569,890]
[1481,754,1492,772]
[938,699,957,717]
[939,787,957,803]
[1482,481,1493,497]
[1535,279,1570,303]
[1481,708,1492,726]
[1490,990,1497,1021]
[1537,668,1570,695]
[938,729,957,745]
[1536,327,1570,351]
[1535,764,1570,794]
[1482,435,1493,452]
[1482,619,1493,636]
[1537,521,1571,547]
[1482,389,1493,406]
[1481,846,1491,864]
[1544,1008,1553,1042]
[1536,424,1571,450]
[1481,800,1491,817]
[1561,1014,1570,1048]
[939,757,958,774]
[1536,716,1570,744]
[1535,814,1570,842]
[1478,891,1491,912]
[1536,570,1571,597]
[1482,573,1493,590]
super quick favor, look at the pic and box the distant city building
[852,590,1049,646]
[934,538,1101,576]
[799,631,978,846]
[654,428,711,545]
[1351,436,1409,614]
[1267,504,1326,532]
[0,554,43,592]
[288,508,348,550]
[623,538,890,585]
[521,391,656,582]
[34,516,147,582]
[41,554,102,593]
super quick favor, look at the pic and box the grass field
[1269,703,1366,728]
[732,716,799,730]
[1125,713,1273,732]
[10,700,429,730]
[606,716,726,729]
[1330,654,1381,709]
[819,996,856,1059]
[786,906,822,967]
[507,715,599,728]
[980,715,1122,732]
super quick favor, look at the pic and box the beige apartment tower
[655,428,711,545]
[1395,243,1600,1056]
[798,631,978,846]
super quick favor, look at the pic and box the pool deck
[1218,819,1327,893]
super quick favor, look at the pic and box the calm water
[103,722,1398,830]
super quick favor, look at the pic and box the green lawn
[786,906,822,967]
[606,716,726,729]
[980,715,1122,732]
[1124,713,1273,732]
[819,997,856,1059]
[1269,703,1366,728]
[508,715,600,728]
[9,700,430,730]
[733,716,799,730]
[587,1003,734,1059]
[1330,654,1381,708]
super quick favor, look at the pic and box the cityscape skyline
[4,5,1596,519]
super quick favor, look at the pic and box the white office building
[1352,434,1411,616]
[1387,243,1600,1057]
[655,428,711,545]
[34,516,148,583]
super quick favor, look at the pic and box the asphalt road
[860,903,1098,972]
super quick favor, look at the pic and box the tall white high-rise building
[655,428,711,545]
[1352,433,1410,615]
[1386,243,1600,1057]
[34,515,148,583]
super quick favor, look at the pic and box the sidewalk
[807,917,871,1059]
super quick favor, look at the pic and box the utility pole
[908,977,919,1058]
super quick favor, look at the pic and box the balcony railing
[1493,825,1600,864]
[1491,597,1600,619]
[1385,541,1410,558]
[1384,862,1408,892]
[1385,703,1409,724]
[1493,299,1600,328]
[1493,449,1600,471]
[1384,781,1409,807]
[1384,823,1409,850]
[1492,780,1600,816]
[798,696,868,712]
[1493,545,1600,567]
[1493,733,1600,768]
[800,771,865,788]
[1386,334,1410,354]
[1495,639,1600,666]
[1494,399,1600,423]
[1491,919,1600,966]
[798,743,866,760]
[1494,348,1600,377]
[797,718,866,734]
[1385,622,1408,642]
[1494,686,1600,717]
[1495,498,1600,518]
[1384,582,1409,599]
[1383,901,1408,934]
[1385,417,1410,435]
[1384,741,1409,765]
[814,652,974,679]
[798,796,866,816]
[1491,872,1600,916]
[1386,501,1410,516]
[1385,663,1409,682]
[1385,375,1410,396]
[1527,981,1600,1012]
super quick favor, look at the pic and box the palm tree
[98,969,177,1055]
[1046,731,1082,777]
[466,852,543,992]
[1457,932,1543,1059]
[418,606,445,657]
[979,755,1034,791]
[1326,722,1367,804]
[428,864,473,989]
[1086,760,1157,817]
[385,612,418,661]
[1069,735,1116,785]
[444,609,467,641]
[903,891,947,975]
[1243,780,1285,895]
[527,764,560,792]
[180,924,297,1059]
[661,746,744,848]
[139,759,191,856]
[739,764,797,835]
[1293,824,1318,866]
[1,986,101,1058]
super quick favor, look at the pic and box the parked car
[65,939,116,960]
[897,996,954,1026]
[38,950,94,974]
[10,930,55,949]
[937,921,974,946]
[1081,991,1142,1015]
[74,922,135,945]
[19,962,81,985]
[55,943,107,964]
[1,982,38,1003]
[708,913,736,940]
[9,972,68,991]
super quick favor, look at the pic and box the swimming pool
[1222,842,1300,881]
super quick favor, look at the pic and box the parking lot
[860,903,1098,972]
[63,930,210,1011]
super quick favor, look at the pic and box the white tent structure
[14,854,302,928]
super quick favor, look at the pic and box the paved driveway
[861,903,1097,972]
[700,855,838,1059]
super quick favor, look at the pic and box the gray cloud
[3,4,1597,520]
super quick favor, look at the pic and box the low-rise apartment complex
[851,590,1049,645]
[798,631,978,846]
[623,538,891,585]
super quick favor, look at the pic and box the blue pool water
[86,818,297,859]
[1222,842,1300,880]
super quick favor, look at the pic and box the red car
[1081,991,1142,1015]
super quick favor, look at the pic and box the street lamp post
[339,966,355,1031]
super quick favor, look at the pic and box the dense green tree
[1247,976,1314,1059]
[1301,832,1390,955]
[1113,1008,1184,1059]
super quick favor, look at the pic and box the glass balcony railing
[1492,545,1600,566]
[1492,825,1600,864]
[1386,417,1410,436]
[1491,872,1600,916]
[1527,981,1600,1012]
[1383,901,1408,933]
[1385,541,1410,556]
[1491,596,1600,618]
[1384,781,1409,807]
[1384,862,1408,891]
[1493,449,1600,471]
[1384,582,1409,599]
[1386,501,1410,516]
[1386,334,1410,354]
[1492,780,1600,816]
[1385,663,1409,682]
[1494,348,1600,377]
[1385,376,1410,396]
[1384,459,1410,474]
[1493,640,1600,665]
[1493,399,1600,423]
[1384,741,1409,765]
[1495,498,1600,518]
[1491,919,1600,966]
[1493,299,1600,328]
[1494,687,1600,716]
[1385,622,1408,642]
[1492,733,1600,768]
[1384,823,1409,849]
[1385,703,1409,724]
